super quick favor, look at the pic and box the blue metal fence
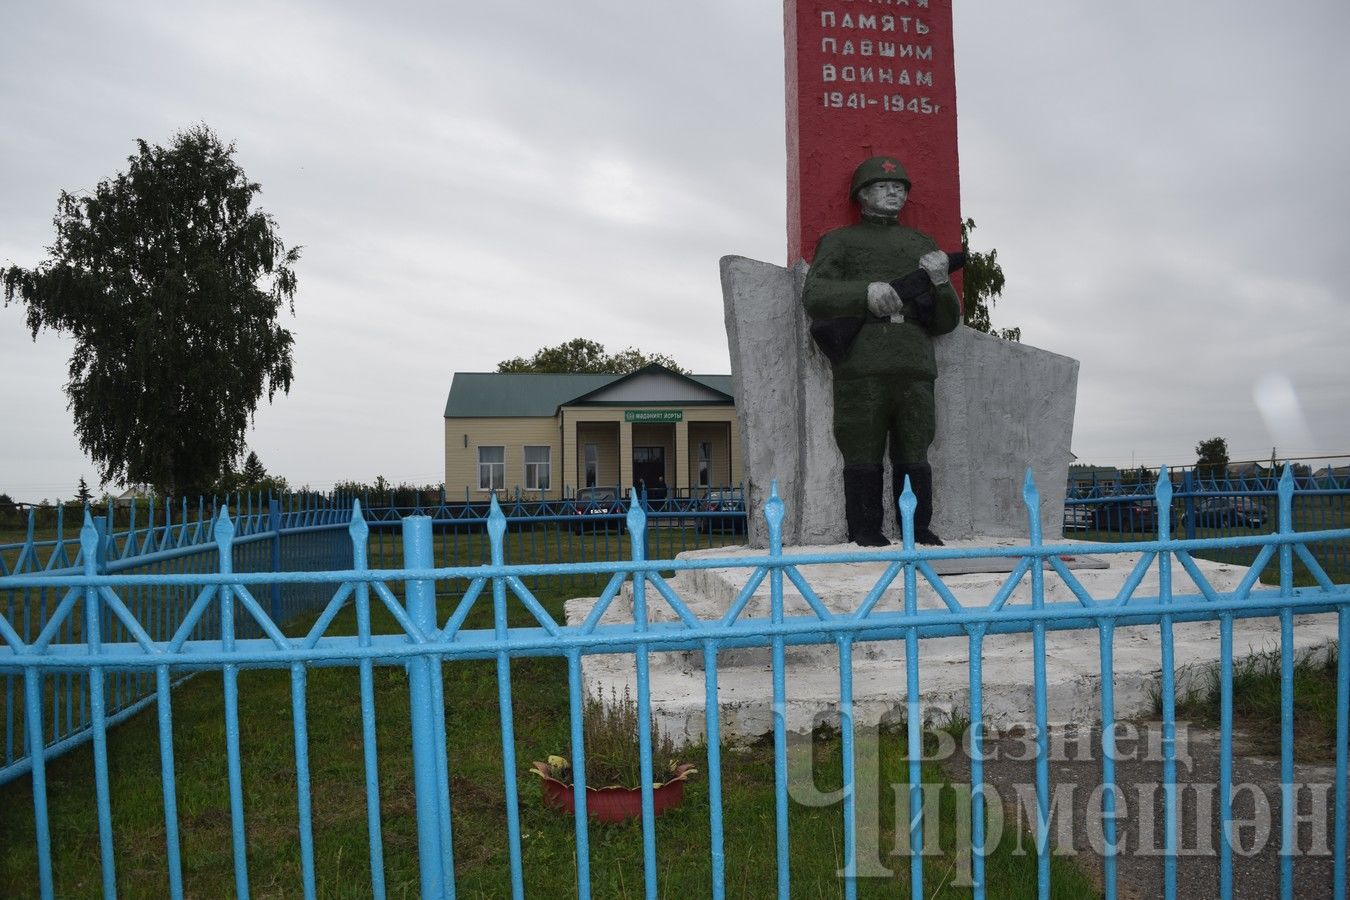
[0,495,355,783]
[1,468,1347,899]
[1066,469,1349,580]
[0,488,752,783]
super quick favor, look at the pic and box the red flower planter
[532,762,697,823]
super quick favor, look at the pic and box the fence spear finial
[626,487,647,536]
[1022,468,1043,544]
[765,480,784,552]
[214,504,235,548]
[487,492,507,561]
[348,498,368,543]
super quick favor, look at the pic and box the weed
[1165,642,1343,760]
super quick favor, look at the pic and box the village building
[443,364,741,500]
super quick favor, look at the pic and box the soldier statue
[802,155,961,546]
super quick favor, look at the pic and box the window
[478,446,504,491]
[524,445,551,491]
[698,441,712,487]
[584,444,599,488]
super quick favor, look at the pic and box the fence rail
[1,468,1348,899]
[1,491,751,782]
[1066,469,1349,582]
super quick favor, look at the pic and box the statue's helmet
[849,156,911,199]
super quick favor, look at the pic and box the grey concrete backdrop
[722,254,1079,547]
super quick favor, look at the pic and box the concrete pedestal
[564,542,1341,745]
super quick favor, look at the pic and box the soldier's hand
[919,250,949,285]
[866,282,903,317]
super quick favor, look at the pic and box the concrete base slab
[563,540,1341,745]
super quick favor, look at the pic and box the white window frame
[524,445,551,492]
[478,446,505,492]
[698,441,712,487]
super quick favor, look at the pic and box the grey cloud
[1,0,1346,495]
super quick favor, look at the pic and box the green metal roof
[686,373,733,396]
[444,369,735,418]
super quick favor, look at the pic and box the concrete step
[562,540,1339,745]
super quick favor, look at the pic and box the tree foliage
[333,478,442,508]
[960,218,1020,342]
[1195,437,1230,479]
[241,451,267,484]
[75,477,93,505]
[1119,466,1155,490]
[213,450,288,497]
[1,125,299,496]
[497,337,687,374]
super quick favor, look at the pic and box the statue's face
[857,180,908,217]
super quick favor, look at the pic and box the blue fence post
[1277,466,1296,899]
[767,482,791,900]
[403,515,445,899]
[269,499,283,623]
[102,502,114,561]
[480,498,524,900]
[1182,470,1196,541]
[85,515,117,898]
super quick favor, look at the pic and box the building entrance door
[633,446,667,498]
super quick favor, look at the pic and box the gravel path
[941,721,1342,899]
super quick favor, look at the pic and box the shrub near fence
[1,469,1348,899]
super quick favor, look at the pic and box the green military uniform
[802,157,961,545]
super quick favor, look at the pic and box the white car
[1063,504,1093,530]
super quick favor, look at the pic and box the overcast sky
[2,0,1347,500]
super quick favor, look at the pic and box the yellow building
[443,364,742,500]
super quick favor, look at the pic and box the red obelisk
[785,0,961,268]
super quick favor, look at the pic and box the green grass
[9,497,1342,896]
[1,571,1100,898]
[1,524,78,573]
[1167,642,1345,762]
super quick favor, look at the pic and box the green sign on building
[625,409,683,423]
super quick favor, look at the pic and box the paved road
[941,721,1342,899]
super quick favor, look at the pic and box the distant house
[443,364,742,500]
[1068,466,1121,492]
[113,486,154,510]
[1314,464,1350,482]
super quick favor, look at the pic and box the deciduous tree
[1195,437,1230,480]
[497,338,687,374]
[2,125,299,497]
[960,218,1020,342]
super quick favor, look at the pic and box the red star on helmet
[881,160,897,173]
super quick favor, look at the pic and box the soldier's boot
[843,464,890,547]
[894,462,944,546]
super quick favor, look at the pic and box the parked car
[1089,498,1171,533]
[571,488,626,534]
[1063,503,1094,531]
[696,489,747,535]
[1192,497,1268,529]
